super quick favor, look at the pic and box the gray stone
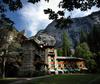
[36,11,100,48]
[35,33,56,46]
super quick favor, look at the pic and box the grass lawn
[26,74,100,84]
[0,74,100,84]
[0,78,18,84]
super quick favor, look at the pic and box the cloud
[65,6,100,18]
[19,0,100,37]
[19,0,62,37]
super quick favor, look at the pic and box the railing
[48,52,55,56]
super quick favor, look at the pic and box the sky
[6,0,100,37]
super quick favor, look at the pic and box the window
[51,59,54,62]
[51,64,55,67]
[58,64,61,67]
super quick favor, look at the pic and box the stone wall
[19,40,35,77]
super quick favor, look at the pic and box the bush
[88,77,100,84]
[18,70,33,77]
[33,71,48,77]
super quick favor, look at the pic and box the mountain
[36,11,100,48]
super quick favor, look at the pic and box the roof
[56,56,85,60]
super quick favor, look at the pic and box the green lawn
[0,74,100,84]
[26,74,100,84]
[0,78,18,84]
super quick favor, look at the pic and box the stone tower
[19,40,35,77]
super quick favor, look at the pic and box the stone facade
[0,28,87,77]
[2,37,87,76]
[19,40,35,76]
[46,48,87,74]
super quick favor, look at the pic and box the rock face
[36,11,100,48]
[34,33,56,46]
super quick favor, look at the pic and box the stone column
[54,49,58,74]
[44,48,49,71]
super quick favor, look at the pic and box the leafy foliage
[75,42,97,72]
[44,9,73,28]
[44,8,58,20]
[28,0,40,4]
[87,25,100,53]
[87,25,100,71]
[2,0,22,11]
[57,48,63,56]
[59,0,100,11]
[80,29,88,43]
[8,42,21,51]
[0,14,14,29]
[95,52,100,72]
[86,59,97,72]
[1,0,100,28]
[0,27,23,77]
[28,0,49,4]
[44,0,100,20]
[75,42,92,59]
[55,16,73,28]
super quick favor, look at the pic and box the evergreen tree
[62,32,71,56]
[75,42,92,59]
[87,25,100,72]
[57,48,63,56]
[80,29,88,43]
[87,25,100,53]
[75,42,97,72]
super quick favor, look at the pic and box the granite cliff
[36,11,100,48]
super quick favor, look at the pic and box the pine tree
[87,25,100,53]
[75,42,92,59]
[57,48,63,56]
[62,32,71,56]
[80,29,88,43]
[75,42,97,72]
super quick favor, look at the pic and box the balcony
[48,52,55,56]
[48,49,55,56]
[48,49,54,53]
